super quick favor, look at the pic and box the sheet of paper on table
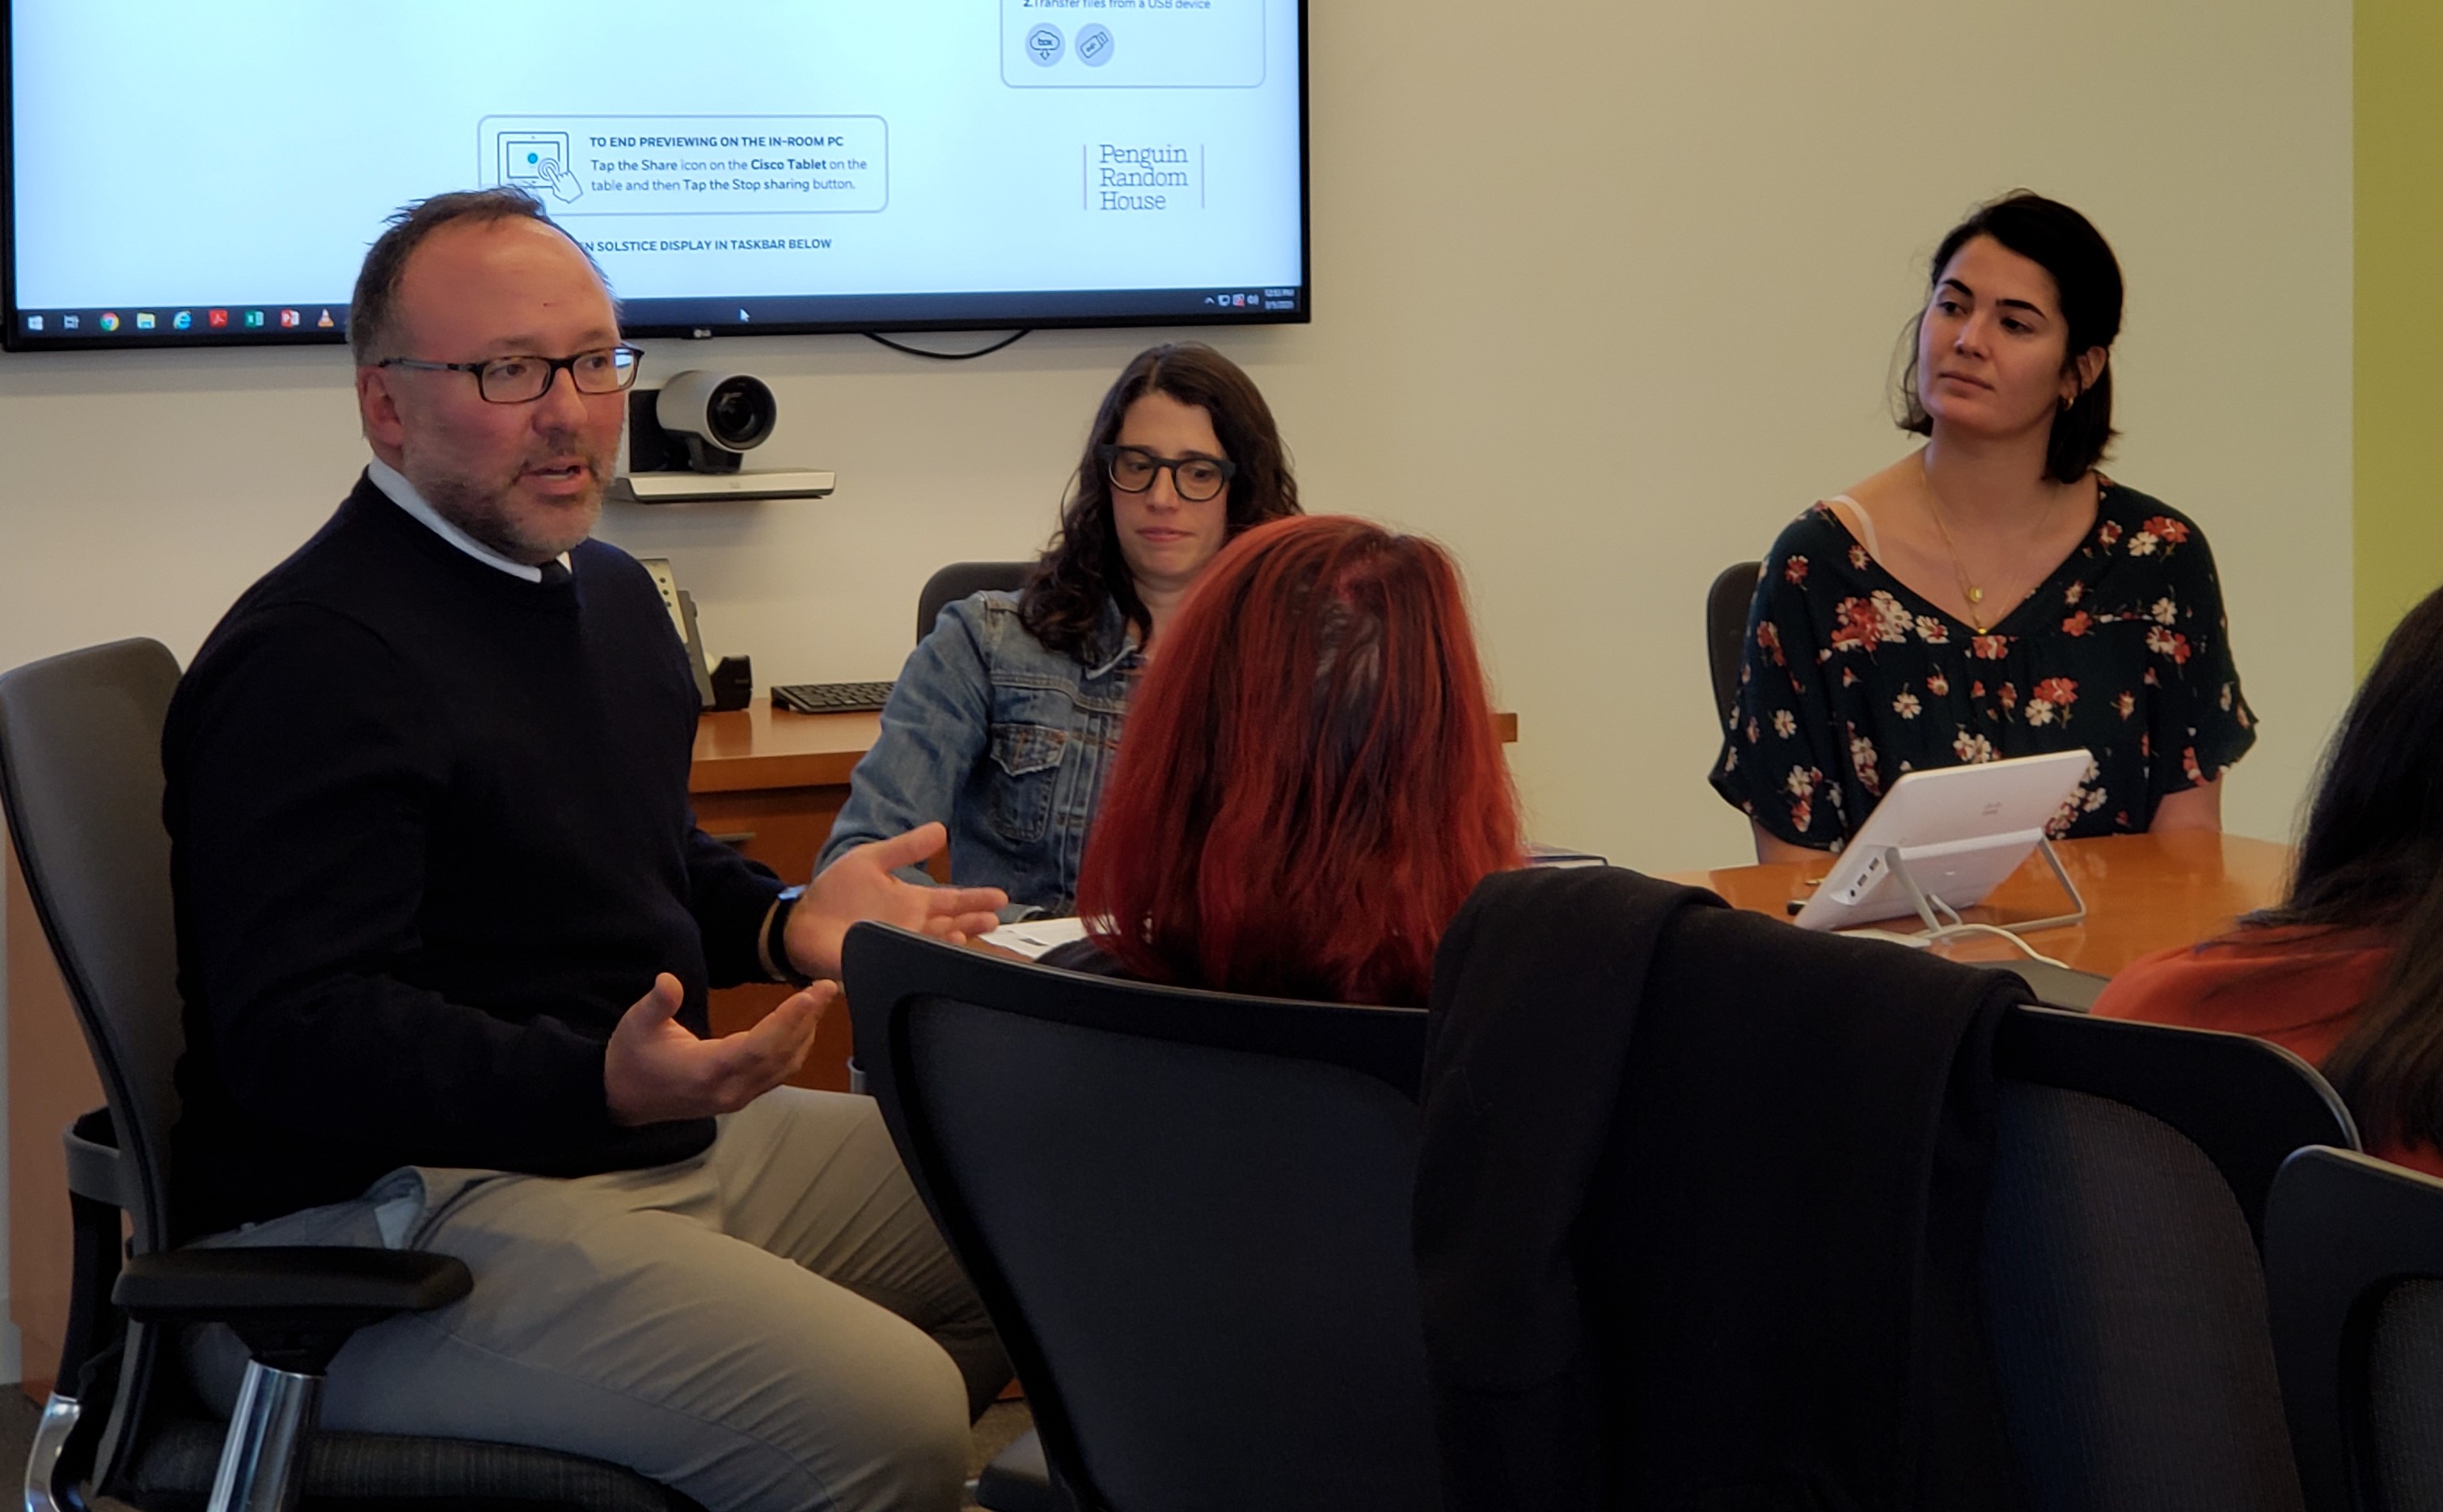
[1525,842,1608,868]
[983,915,1091,959]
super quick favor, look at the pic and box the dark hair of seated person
[1896,189,2124,484]
[1020,340,1302,659]
[1073,515,1521,1005]
[2238,581,2443,1151]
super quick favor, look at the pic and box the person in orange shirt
[2093,581,2443,1176]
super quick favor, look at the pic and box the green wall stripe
[2356,0,2443,665]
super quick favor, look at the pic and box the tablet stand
[1879,835,2087,936]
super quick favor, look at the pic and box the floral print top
[1709,481,2256,849]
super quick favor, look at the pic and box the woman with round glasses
[819,341,1300,916]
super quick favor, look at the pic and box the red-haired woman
[1043,515,1522,1006]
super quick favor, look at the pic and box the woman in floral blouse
[1710,192,2255,861]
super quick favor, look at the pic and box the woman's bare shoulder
[1809,453,1922,551]
[1836,453,1926,513]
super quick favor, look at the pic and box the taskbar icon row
[18,305,344,337]
[1199,288,1297,312]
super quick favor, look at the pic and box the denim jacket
[818,591,1141,918]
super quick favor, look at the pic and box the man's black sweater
[163,476,783,1241]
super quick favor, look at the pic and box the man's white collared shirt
[365,459,573,583]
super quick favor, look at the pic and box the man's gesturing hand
[784,821,1009,980]
[605,971,828,1126]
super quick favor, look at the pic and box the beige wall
[0,0,2352,1370]
[0,1,2355,870]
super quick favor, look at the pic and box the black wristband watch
[764,885,814,987]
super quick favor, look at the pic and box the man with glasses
[163,188,1008,1512]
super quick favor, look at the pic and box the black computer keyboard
[771,681,896,715]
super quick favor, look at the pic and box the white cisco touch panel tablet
[1792,749,2091,933]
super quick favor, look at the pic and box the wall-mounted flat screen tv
[3,1,1308,351]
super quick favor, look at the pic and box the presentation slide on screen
[7,0,1304,332]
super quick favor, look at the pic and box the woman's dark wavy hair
[1896,191,2124,485]
[2240,583,2443,1153]
[1019,342,1300,659]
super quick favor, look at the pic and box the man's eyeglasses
[376,344,645,404]
[1099,444,1236,504]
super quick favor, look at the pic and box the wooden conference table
[1660,829,2294,978]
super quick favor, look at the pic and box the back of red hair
[1077,515,1520,1004]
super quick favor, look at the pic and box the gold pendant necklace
[1921,461,2060,636]
[1922,488,1990,632]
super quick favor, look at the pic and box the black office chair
[1418,865,2348,1510]
[0,639,698,1512]
[1704,559,1761,724]
[844,923,1442,1512]
[1981,1007,2360,1512]
[2265,1145,2443,1512]
[917,561,1033,643]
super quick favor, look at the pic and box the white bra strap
[1824,494,1883,562]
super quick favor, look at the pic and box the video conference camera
[615,368,835,503]
[632,370,776,474]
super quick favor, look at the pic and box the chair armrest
[113,1247,471,1329]
[62,1109,122,1207]
[115,1246,472,1376]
